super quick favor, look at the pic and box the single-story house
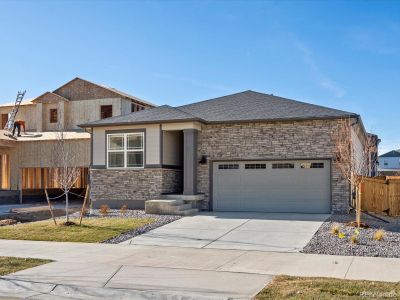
[81,90,376,214]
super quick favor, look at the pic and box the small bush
[338,232,346,239]
[120,205,128,215]
[99,204,110,216]
[330,224,340,236]
[350,235,359,244]
[374,229,385,241]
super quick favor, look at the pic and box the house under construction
[0,77,155,203]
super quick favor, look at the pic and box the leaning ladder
[4,90,26,131]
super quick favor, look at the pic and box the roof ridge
[247,90,357,116]
[177,90,253,108]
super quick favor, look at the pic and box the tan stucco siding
[162,130,183,166]
[92,124,160,166]
[162,121,202,131]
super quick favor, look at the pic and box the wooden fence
[361,176,400,216]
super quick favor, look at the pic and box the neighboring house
[378,150,400,176]
[0,77,154,202]
[81,90,375,214]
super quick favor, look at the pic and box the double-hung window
[107,133,144,168]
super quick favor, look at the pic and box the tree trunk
[65,190,69,223]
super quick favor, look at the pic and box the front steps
[145,194,205,216]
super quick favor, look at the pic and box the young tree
[332,118,375,227]
[51,129,81,224]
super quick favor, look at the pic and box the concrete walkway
[126,212,328,252]
[1,240,400,299]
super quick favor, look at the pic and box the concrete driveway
[127,212,329,252]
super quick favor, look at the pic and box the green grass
[0,256,51,276]
[256,276,400,299]
[0,218,154,243]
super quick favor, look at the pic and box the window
[49,109,58,123]
[300,162,324,169]
[272,163,294,169]
[218,164,239,170]
[100,105,113,119]
[245,164,266,169]
[107,133,144,168]
[131,103,144,112]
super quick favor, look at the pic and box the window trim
[106,132,145,169]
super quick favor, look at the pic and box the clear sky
[0,0,399,153]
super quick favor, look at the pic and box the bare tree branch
[332,118,375,226]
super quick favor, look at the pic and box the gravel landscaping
[302,213,400,258]
[78,209,181,244]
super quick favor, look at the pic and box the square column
[183,129,198,195]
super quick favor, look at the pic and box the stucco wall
[197,120,351,212]
[91,124,161,166]
[162,130,183,166]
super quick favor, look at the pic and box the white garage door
[213,160,331,213]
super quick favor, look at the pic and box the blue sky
[0,0,399,153]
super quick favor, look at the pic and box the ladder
[4,90,26,131]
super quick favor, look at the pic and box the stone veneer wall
[197,120,350,213]
[90,168,182,208]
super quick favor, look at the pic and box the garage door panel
[213,160,331,213]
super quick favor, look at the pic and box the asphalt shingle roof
[81,90,358,127]
[379,150,400,158]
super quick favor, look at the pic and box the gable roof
[32,92,69,103]
[379,150,400,158]
[81,90,358,127]
[53,77,156,106]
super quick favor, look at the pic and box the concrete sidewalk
[1,240,400,299]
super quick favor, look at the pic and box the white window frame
[106,132,144,169]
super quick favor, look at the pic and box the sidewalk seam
[344,257,355,279]
[102,265,123,288]
[201,219,252,248]
[215,250,250,271]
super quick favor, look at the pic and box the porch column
[183,129,198,195]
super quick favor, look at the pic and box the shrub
[120,205,128,215]
[350,235,359,244]
[99,204,110,216]
[338,232,346,239]
[374,229,385,241]
[330,224,340,236]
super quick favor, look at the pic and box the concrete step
[179,208,199,216]
[145,199,198,216]
[162,194,205,201]
[176,203,193,211]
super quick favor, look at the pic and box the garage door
[213,160,331,213]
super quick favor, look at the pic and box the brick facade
[90,168,182,208]
[197,120,350,213]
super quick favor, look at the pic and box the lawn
[256,276,400,299]
[0,256,51,276]
[0,218,154,243]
